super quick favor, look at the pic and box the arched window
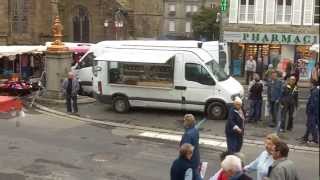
[73,6,90,42]
[10,0,30,33]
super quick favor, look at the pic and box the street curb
[33,103,319,153]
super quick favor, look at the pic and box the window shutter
[255,0,265,24]
[292,0,303,25]
[303,0,314,25]
[265,0,275,24]
[229,0,239,23]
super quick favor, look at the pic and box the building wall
[0,0,9,45]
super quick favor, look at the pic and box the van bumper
[94,93,112,104]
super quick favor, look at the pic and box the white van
[92,47,243,120]
[72,40,230,95]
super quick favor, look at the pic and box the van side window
[185,63,214,85]
[78,52,95,69]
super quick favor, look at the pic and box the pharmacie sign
[224,31,319,45]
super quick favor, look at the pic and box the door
[180,52,216,111]
[75,52,95,94]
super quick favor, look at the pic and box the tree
[192,7,220,41]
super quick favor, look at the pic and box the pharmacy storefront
[224,31,319,80]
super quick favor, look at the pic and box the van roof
[95,40,220,49]
[95,48,177,64]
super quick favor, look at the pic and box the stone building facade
[224,0,319,78]
[0,0,164,45]
[162,0,220,39]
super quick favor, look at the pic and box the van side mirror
[93,66,102,72]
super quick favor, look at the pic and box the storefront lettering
[243,33,250,41]
[261,34,269,43]
[281,35,291,44]
[239,32,318,45]
[303,36,311,44]
[271,34,279,42]
[252,33,260,42]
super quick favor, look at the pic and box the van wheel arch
[112,94,130,113]
[205,99,228,120]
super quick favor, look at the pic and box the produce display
[0,80,37,96]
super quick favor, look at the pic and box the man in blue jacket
[298,85,319,144]
[171,143,196,180]
[266,71,283,127]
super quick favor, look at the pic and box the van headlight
[231,93,241,101]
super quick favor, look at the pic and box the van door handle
[175,86,187,90]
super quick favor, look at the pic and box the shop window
[186,5,192,13]
[169,21,176,32]
[10,0,30,33]
[108,59,174,87]
[185,63,214,85]
[239,0,255,23]
[169,4,176,12]
[315,0,320,24]
[276,0,292,24]
[185,22,191,33]
[192,5,198,12]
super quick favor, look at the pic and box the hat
[234,96,242,105]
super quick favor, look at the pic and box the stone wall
[0,1,9,45]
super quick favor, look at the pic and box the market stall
[0,45,46,96]
[0,96,23,119]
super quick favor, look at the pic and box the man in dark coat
[221,155,252,180]
[255,57,264,80]
[180,114,200,173]
[279,76,298,132]
[248,73,263,122]
[171,143,197,180]
[266,71,283,127]
[61,72,80,114]
[298,85,319,144]
[225,97,245,153]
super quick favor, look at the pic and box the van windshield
[205,60,229,81]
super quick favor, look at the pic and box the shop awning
[95,49,177,63]
[0,46,47,58]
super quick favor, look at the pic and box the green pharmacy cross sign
[221,0,228,12]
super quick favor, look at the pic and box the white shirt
[244,150,274,180]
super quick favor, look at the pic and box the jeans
[66,95,78,113]
[280,103,295,130]
[304,115,319,142]
[269,101,279,125]
[246,71,254,85]
[249,99,262,121]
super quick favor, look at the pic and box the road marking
[139,131,227,148]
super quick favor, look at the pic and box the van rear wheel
[206,102,227,120]
[112,96,130,113]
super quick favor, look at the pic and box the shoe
[269,124,276,128]
[287,128,292,131]
[279,129,285,132]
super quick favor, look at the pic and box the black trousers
[280,104,294,130]
[226,134,243,153]
[66,95,78,113]
[246,71,254,85]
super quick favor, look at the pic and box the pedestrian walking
[279,76,298,132]
[264,64,274,81]
[180,114,200,176]
[265,141,300,180]
[220,155,252,180]
[61,72,80,114]
[256,57,264,80]
[170,143,197,180]
[244,133,280,180]
[297,85,319,144]
[245,56,256,85]
[266,71,283,127]
[225,97,245,153]
[209,151,233,180]
[248,74,263,123]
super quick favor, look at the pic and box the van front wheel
[112,96,130,113]
[206,102,227,120]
